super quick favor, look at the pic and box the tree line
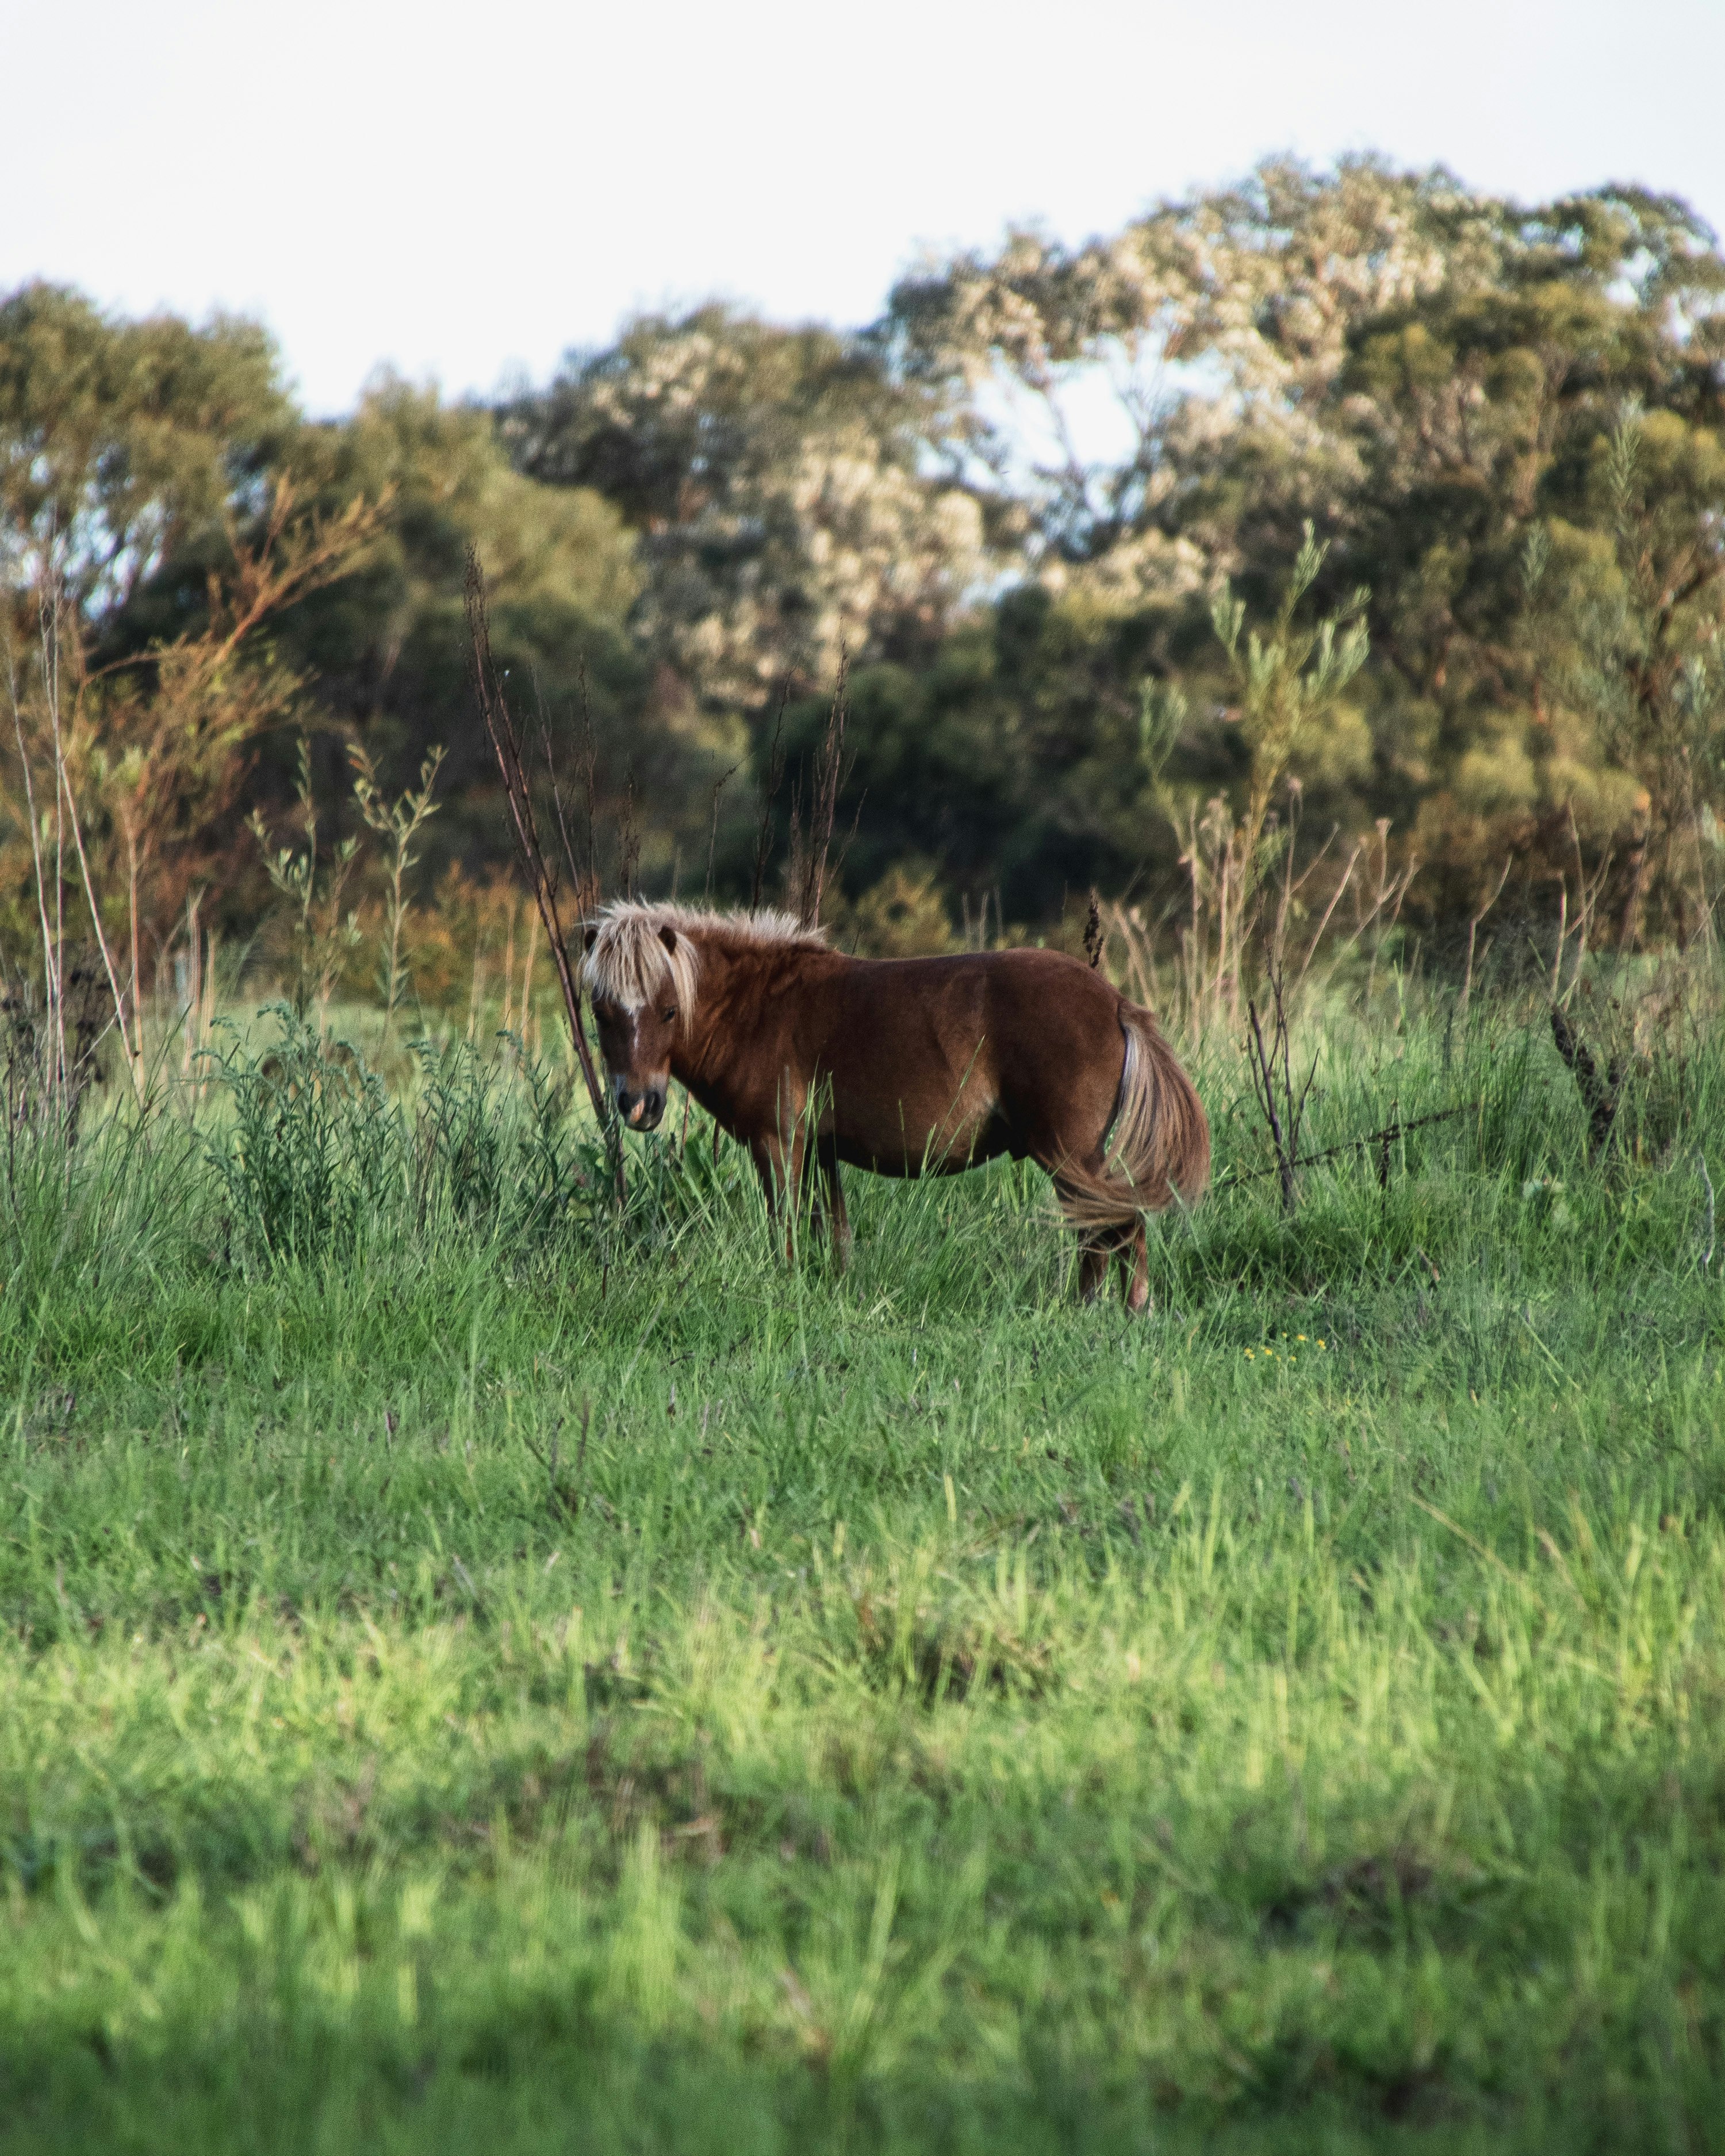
[3,154,1724,1021]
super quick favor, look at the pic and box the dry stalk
[121,807,143,1067]
[1244,954,1317,1218]
[1297,839,1364,980]
[1458,857,1512,1022]
[618,769,641,900]
[788,650,852,930]
[40,591,142,1107]
[750,688,790,912]
[175,889,218,1113]
[463,551,619,1199]
[703,763,739,904]
[3,624,63,1095]
[1552,807,1616,1009]
[1548,879,1569,1001]
[1101,902,1164,1014]
[519,905,540,1050]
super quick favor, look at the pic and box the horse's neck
[673,935,758,1100]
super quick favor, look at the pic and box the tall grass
[2,980,1723,2151]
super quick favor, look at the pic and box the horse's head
[581,913,695,1133]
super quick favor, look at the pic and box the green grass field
[3,989,1724,2153]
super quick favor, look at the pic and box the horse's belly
[816,995,1009,1173]
[830,1095,1007,1177]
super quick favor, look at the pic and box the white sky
[6,0,1722,419]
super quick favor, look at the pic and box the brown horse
[581,903,1209,1309]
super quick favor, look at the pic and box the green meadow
[3,989,1724,2153]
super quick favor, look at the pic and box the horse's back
[829,946,1124,1049]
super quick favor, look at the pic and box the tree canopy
[4,156,1724,978]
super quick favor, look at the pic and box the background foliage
[5,156,1725,1000]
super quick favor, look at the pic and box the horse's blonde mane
[580,901,826,1014]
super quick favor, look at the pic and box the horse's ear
[658,923,678,955]
[583,926,597,952]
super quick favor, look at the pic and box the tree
[501,307,990,713]
[1526,415,1725,945]
[273,375,660,883]
[0,282,296,629]
[1,287,386,1041]
[884,163,1725,939]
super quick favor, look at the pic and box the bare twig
[618,768,641,900]
[463,550,620,1200]
[40,592,142,1106]
[790,650,851,930]
[1459,857,1512,1022]
[3,626,62,1096]
[750,685,790,912]
[528,661,600,924]
[703,763,739,904]
[1218,1103,1475,1190]
[1243,955,1316,1217]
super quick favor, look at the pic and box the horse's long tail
[1056,1005,1210,1236]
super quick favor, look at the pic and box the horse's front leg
[816,1135,852,1274]
[748,1129,806,1262]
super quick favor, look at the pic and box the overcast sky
[5,0,1720,419]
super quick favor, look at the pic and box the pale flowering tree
[880,160,1725,931]
[496,177,1725,926]
[885,158,1514,604]
[502,308,990,708]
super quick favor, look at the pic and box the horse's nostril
[614,1084,664,1130]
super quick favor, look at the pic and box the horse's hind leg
[1049,1166,1111,1305]
[1075,1225,1147,1310]
[1065,1206,1147,1311]
[1118,1219,1149,1314]
[1076,1230,1111,1305]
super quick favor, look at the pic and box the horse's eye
[662,1007,676,1024]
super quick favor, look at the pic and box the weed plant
[2,987,1724,2153]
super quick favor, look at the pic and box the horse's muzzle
[615,1083,666,1131]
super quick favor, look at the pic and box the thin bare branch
[463,550,620,1202]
